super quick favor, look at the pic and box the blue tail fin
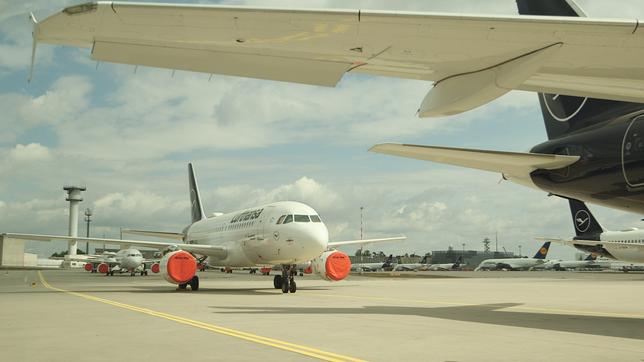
[188,163,206,224]
[532,242,551,259]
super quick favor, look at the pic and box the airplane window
[310,215,321,222]
[283,215,293,224]
[294,215,310,222]
[277,215,286,224]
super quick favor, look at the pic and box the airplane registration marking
[37,272,366,362]
[305,292,644,319]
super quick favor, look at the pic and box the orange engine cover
[151,263,160,273]
[97,263,109,274]
[159,250,197,284]
[312,250,351,281]
[84,263,93,272]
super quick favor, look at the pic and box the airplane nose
[306,224,329,255]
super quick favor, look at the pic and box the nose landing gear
[273,265,297,293]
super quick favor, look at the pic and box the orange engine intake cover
[84,263,93,272]
[97,263,109,274]
[325,252,351,281]
[165,251,196,284]
[151,263,160,273]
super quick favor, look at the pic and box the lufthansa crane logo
[542,94,588,122]
[539,247,548,255]
[574,210,591,233]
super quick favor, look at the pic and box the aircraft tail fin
[383,254,394,268]
[188,163,206,224]
[455,256,463,266]
[517,0,644,140]
[584,254,596,261]
[420,255,428,264]
[532,242,551,259]
[568,199,604,238]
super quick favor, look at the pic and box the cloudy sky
[2,0,643,259]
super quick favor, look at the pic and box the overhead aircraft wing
[1,233,227,259]
[32,2,644,116]
[328,236,406,248]
[121,229,185,240]
[369,143,580,178]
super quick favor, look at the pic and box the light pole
[518,244,522,257]
[360,206,364,263]
[84,208,92,254]
[462,243,466,259]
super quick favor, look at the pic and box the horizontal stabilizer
[122,229,185,240]
[328,236,406,248]
[369,143,579,177]
[1,233,227,258]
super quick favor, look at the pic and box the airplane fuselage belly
[530,112,644,214]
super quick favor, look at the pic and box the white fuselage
[475,258,545,271]
[185,201,328,267]
[597,230,644,263]
[113,249,145,271]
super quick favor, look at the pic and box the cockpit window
[283,215,293,224]
[310,215,321,222]
[294,215,310,222]
[276,215,286,224]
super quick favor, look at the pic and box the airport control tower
[64,185,86,256]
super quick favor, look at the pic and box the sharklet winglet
[28,12,38,83]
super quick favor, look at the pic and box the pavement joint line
[305,292,644,319]
[37,272,367,362]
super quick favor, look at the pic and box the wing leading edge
[369,143,579,179]
[32,2,644,116]
[1,233,227,259]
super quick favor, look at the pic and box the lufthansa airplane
[83,248,157,276]
[3,164,404,293]
[541,199,644,264]
[475,242,551,271]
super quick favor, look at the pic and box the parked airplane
[82,248,158,276]
[474,242,551,271]
[428,256,465,271]
[540,254,600,271]
[3,164,404,293]
[394,255,429,271]
[541,199,644,264]
[352,255,395,272]
[30,1,644,117]
[371,0,644,215]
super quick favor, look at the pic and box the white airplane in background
[475,242,551,271]
[538,254,600,271]
[394,255,429,271]
[83,248,158,276]
[3,164,405,293]
[427,256,465,271]
[540,199,644,264]
[351,255,395,272]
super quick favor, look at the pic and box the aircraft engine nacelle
[151,263,160,273]
[97,263,110,274]
[159,250,197,284]
[84,263,93,272]
[311,250,351,281]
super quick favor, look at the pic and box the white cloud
[8,143,51,161]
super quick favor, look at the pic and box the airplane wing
[1,233,227,259]
[369,143,579,178]
[328,236,406,248]
[121,229,185,240]
[32,2,644,116]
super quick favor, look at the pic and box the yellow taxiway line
[37,271,366,362]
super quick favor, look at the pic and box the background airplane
[3,164,404,293]
[427,256,465,271]
[394,255,429,271]
[352,255,395,272]
[475,242,551,271]
[542,199,644,264]
[83,248,156,276]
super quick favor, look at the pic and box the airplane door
[622,115,644,187]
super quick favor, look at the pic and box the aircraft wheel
[273,275,282,289]
[189,276,199,291]
[289,280,297,293]
[281,278,289,294]
[178,283,187,290]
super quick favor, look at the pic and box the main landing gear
[178,275,200,291]
[272,265,296,293]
